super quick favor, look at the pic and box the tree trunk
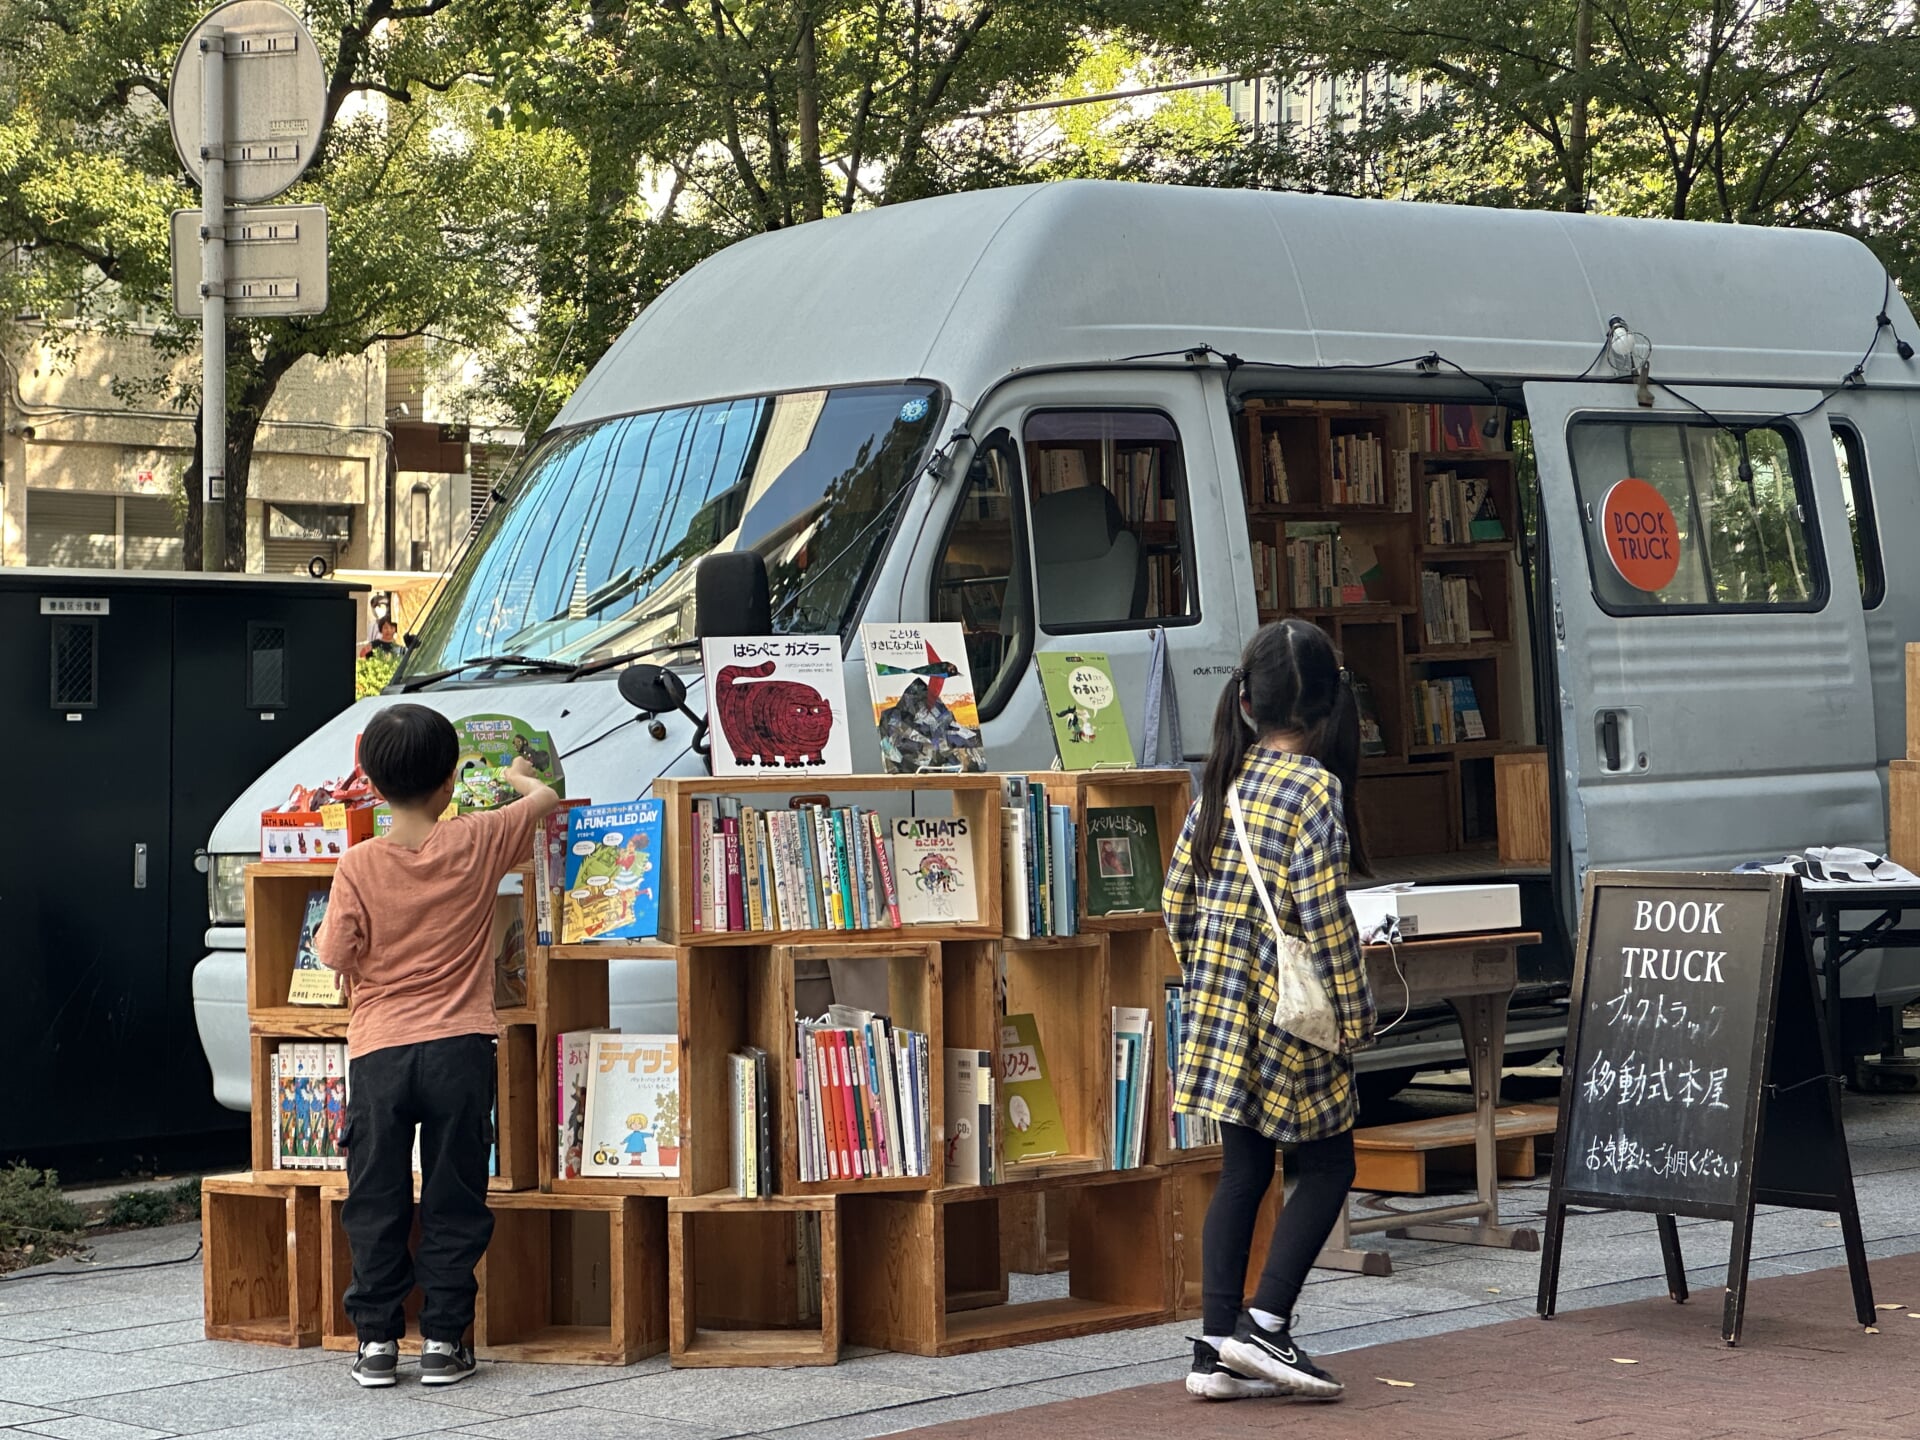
[1566,0,1593,213]
[178,334,294,572]
[797,8,824,222]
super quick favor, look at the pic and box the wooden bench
[1352,1104,1558,1196]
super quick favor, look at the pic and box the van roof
[560,180,1919,425]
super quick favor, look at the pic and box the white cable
[1364,915,1414,1040]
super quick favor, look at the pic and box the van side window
[1567,420,1823,612]
[1830,422,1884,608]
[1022,410,1194,631]
[930,435,1031,720]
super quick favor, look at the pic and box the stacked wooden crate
[202,768,1268,1367]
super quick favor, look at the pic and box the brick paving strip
[894,1250,1920,1440]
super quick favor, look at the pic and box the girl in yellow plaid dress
[1165,618,1374,1402]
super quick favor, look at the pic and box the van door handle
[133,842,148,889]
[1599,711,1623,773]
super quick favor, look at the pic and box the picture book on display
[860,622,988,774]
[449,714,564,812]
[1084,805,1163,917]
[285,889,342,1005]
[581,1033,680,1178]
[561,799,665,943]
[1036,652,1133,769]
[891,815,979,925]
[701,636,853,777]
[999,1013,1068,1167]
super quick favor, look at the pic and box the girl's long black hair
[1192,617,1371,878]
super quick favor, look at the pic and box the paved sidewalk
[2,1089,1918,1439]
[897,1250,1918,1440]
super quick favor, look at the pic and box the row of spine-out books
[793,1006,934,1184]
[941,1047,999,1186]
[270,1040,499,1176]
[1111,1007,1153,1169]
[270,1041,346,1170]
[691,799,983,934]
[1164,982,1220,1150]
[1001,777,1077,938]
[728,1047,775,1197]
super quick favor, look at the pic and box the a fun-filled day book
[860,622,988,774]
[1036,651,1134,769]
[891,815,980,924]
[581,1033,681,1178]
[701,636,853,777]
[562,799,665,943]
[998,1013,1069,1167]
[286,889,342,1005]
[1084,805,1163,917]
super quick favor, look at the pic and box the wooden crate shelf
[250,1025,537,1192]
[649,774,1003,945]
[319,1187,444,1354]
[668,1194,839,1367]
[219,768,1234,1368]
[1021,769,1190,933]
[478,1191,667,1365]
[201,1174,322,1347]
[1168,1156,1282,1321]
[842,1170,1172,1357]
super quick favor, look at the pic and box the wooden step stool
[1352,1104,1558,1196]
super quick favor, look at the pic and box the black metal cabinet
[0,570,358,1169]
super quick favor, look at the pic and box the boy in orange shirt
[319,704,558,1387]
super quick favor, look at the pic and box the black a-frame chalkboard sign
[1537,871,1874,1345]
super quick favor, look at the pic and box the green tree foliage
[465,0,1195,432]
[1175,0,1920,287]
[1,1,574,567]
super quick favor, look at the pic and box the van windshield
[401,383,942,678]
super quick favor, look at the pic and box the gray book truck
[192,181,1920,1113]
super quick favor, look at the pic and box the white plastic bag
[1227,785,1342,1055]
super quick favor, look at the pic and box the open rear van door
[1525,381,1881,929]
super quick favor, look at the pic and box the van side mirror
[619,663,710,758]
[695,551,770,638]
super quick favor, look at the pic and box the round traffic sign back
[170,0,327,205]
[1600,477,1682,593]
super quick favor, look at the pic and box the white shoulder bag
[1226,785,1342,1055]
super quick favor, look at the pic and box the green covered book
[998,1013,1069,1166]
[1084,805,1164,917]
[1037,652,1134,769]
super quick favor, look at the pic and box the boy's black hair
[360,703,458,805]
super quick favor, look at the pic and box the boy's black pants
[342,1033,496,1345]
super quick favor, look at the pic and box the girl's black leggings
[1201,1121,1356,1336]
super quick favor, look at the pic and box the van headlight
[208,853,250,925]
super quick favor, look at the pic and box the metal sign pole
[199,26,227,572]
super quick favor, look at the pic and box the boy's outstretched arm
[505,755,561,821]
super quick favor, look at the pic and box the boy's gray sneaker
[419,1339,477,1385]
[351,1340,399,1388]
